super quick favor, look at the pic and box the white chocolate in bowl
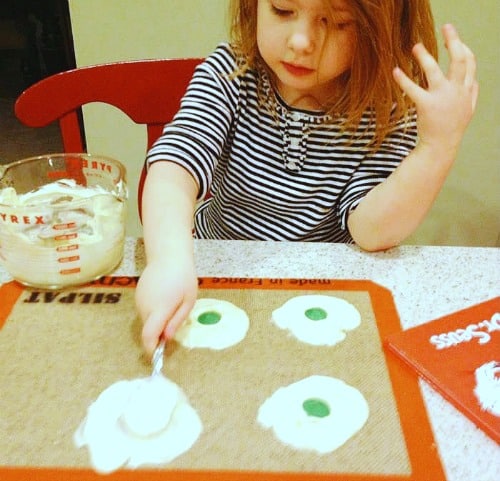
[0,180,126,287]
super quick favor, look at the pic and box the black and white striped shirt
[147,43,417,243]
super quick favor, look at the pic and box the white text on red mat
[429,312,500,349]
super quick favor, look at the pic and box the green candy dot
[302,398,331,418]
[197,311,222,325]
[305,307,328,321]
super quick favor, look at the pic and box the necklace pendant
[285,160,300,171]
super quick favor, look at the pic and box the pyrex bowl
[0,153,128,289]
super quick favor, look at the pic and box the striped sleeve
[337,112,418,229]
[146,44,240,200]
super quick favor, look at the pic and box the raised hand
[393,24,479,161]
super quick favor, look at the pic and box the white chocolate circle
[271,295,361,345]
[74,375,202,474]
[257,375,369,454]
[174,298,249,350]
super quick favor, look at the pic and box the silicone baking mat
[0,277,445,481]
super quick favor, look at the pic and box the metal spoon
[151,337,166,376]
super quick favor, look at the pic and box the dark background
[0,0,75,98]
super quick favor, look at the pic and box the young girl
[136,0,478,354]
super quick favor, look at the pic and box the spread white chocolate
[120,376,179,437]
[174,298,250,350]
[74,375,202,474]
[271,295,361,345]
[257,375,369,454]
[473,361,500,417]
[0,179,125,287]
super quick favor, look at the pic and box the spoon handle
[152,338,166,376]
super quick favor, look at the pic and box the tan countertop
[1,238,499,480]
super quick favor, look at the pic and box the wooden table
[1,238,499,481]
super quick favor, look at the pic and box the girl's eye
[271,5,293,17]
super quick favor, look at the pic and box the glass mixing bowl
[0,153,128,289]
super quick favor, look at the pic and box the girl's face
[256,0,356,109]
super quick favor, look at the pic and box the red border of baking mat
[385,296,500,443]
[0,277,445,481]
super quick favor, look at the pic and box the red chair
[14,57,202,218]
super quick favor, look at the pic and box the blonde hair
[228,0,438,145]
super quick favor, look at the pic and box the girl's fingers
[142,311,168,356]
[402,25,477,94]
[443,24,468,83]
[470,79,480,112]
[443,25,478,109]
[142,297,192,356]
[163,301,193,339]
[463,44,477,89]
[412,42,443,87]
[142,300,182,355]
[392,66,424,102]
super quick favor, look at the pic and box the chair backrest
[14,57,202,218]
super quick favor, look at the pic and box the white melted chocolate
[0,179,125,287]
[174,298,250,350]
[271,295,361,346]
[257,375,369,454]
[74,375,202,474]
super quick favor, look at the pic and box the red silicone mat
[0,277,445,481]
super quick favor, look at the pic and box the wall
[68,0,499,246]
[68,0,229,236]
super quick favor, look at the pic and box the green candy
[305,307,328,321]
[197,311,222,325]
[302,398,331,418]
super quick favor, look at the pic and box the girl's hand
[135,255,198,356]
[393,24,479,160]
